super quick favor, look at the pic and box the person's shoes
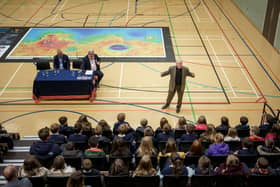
[161,104,169,109]
[176,107,181,113]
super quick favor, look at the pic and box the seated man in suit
[53,49,70,70]
[80,49,104,86]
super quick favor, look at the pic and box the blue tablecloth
[33,70,95,99]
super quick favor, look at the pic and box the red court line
[204,1,267,103]
[226,1,280,83]
[184,61,245,69]
[23,0,49,26]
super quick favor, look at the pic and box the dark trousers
[166,84,184,108]
[94,70,104,84]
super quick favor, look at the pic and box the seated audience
[215,154,248,175]
[216,116,230,131]
[62,142,82,158]
[81,159,100,176]
[133,155,157,176]
[161,152,188,176]
[18,155,48,177]
[264,123,280,141]
[175,117,187,130]
[114,124,134,142]
[249,126,264,141]
[3,165,32,187]
[235,116,250,130]
[199,124,216,143]
[136,118,149,134]
[158,138,185,159]
[77,115,93,138]
[135,136,157,157]
[144,127,158,147]
[250,157,275,175]
[186,140,203,156]
[113,113,128,135]
[178,124,198,142]
[66,171,84,187]
[195,115,207,130]
[68,123,88,143]
[109,159,129,176]
[48,155,75,176]
[30,127,62,162]
[206,133,229,156]
[195,155,214,175]
[259,113,275,131]
[0,123,8,134]
[93,124,110,143]
[97,119,112,140]
[224,128,240,142]
[110,138,131,157]
[155,117,169,137]
[84,136,105,158]
[157,123,174,142]
[234,138,256,156]
[0,124,14,149]
[58,116,74,137]
[257,138,280,156]
[48,123,67,144]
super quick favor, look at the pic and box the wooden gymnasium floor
[0,0,279,136]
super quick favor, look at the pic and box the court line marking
[187,0,200,22]
[202,0,214,22]
[118,63,124,98]
[23,0,49,26]
[221,36,259,98]
[0,63,23,97]
[51,0,68,22]
[126,0,130,23]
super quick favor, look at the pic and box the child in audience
[249,126,264,141]
[49,123,67,144]
[206,133,229,156]
[109,159,129,176]
[178,124,198,142]
[77,115,93,137]
[97,119,112,140]
[115,123,135,142]
[110,137,131,157]
[216,116,230,131]
[224,128,240,142]
[93,124,110,143]
[157,123,174,142]
[158,138,185,159]
[215,154,248,175]
[186,140,203,156]
[195,155,213,175]
[250,157,275,176]
[136,118,149,134]
[135,136,157,157]
[113,113,128,135]
[58,116,74,137]
[235,116,250,130]
[264,123,280,141]
[48,155,75,176]
[257,138,280,156]
[62,142,82,158]
[199,124,216,143]
[18,155,48,177]
[66,171,84,187]
[81,159,100,176]
[155,117,169,137]
[133,155,157,176]
[234,138,256,156]
[68,123,88,143]
[161,152,188,176]
[84,136,105,158]
[175,117,187,130]
[195,115,207,130]
[259,113,275,131]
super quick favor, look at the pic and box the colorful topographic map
[7,28,166,59]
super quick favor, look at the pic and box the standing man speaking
[161,60,195,113]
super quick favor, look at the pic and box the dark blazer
[80,54,101,71]
[68,134,88,143]
[48,134,67,144]
[29,141,62,161]
[179,133,198,142]
[53,54,70,70]
[157,132,173,142]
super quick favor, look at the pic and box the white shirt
[90,57,97,71]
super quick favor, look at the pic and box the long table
[32,70,96,102]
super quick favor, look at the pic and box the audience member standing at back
[113,113,128,135]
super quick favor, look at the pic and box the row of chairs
[34,58,83,70]
[18,175,279,187]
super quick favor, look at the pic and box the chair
[73,141,88,151]
[104,175,131,187]
[84,175,102,187]
[252,140,264,149]
[163,175,188,187]
[225,141,241,152]
[184,155,200,167]
[248,175,279,187]
[201,141,211,150]
[208,156,227,167]
[237,155,257,168]
[135,156,158,169]
[158,141,167,152]
[159,156,169,170]
[135,130,144,142]
[262,155,280,168]
[47,176,69,187]
[102,130,113,140]
[72,59,82,69]
[194,130,205,136]
[178,141,193,152]
[237,129,250,137]
[215,175,246,187]
[33,58,51,70]
[64,157,81,169]
[175,130,186,139]
[132,176,160,187]
[19,176,46,187]
[191,175,215,187]
[216,129,228,136]
[259,128,269,137]
[98,141,111,154]
[86,156,108,171]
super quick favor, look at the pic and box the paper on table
[85,70,93,75]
